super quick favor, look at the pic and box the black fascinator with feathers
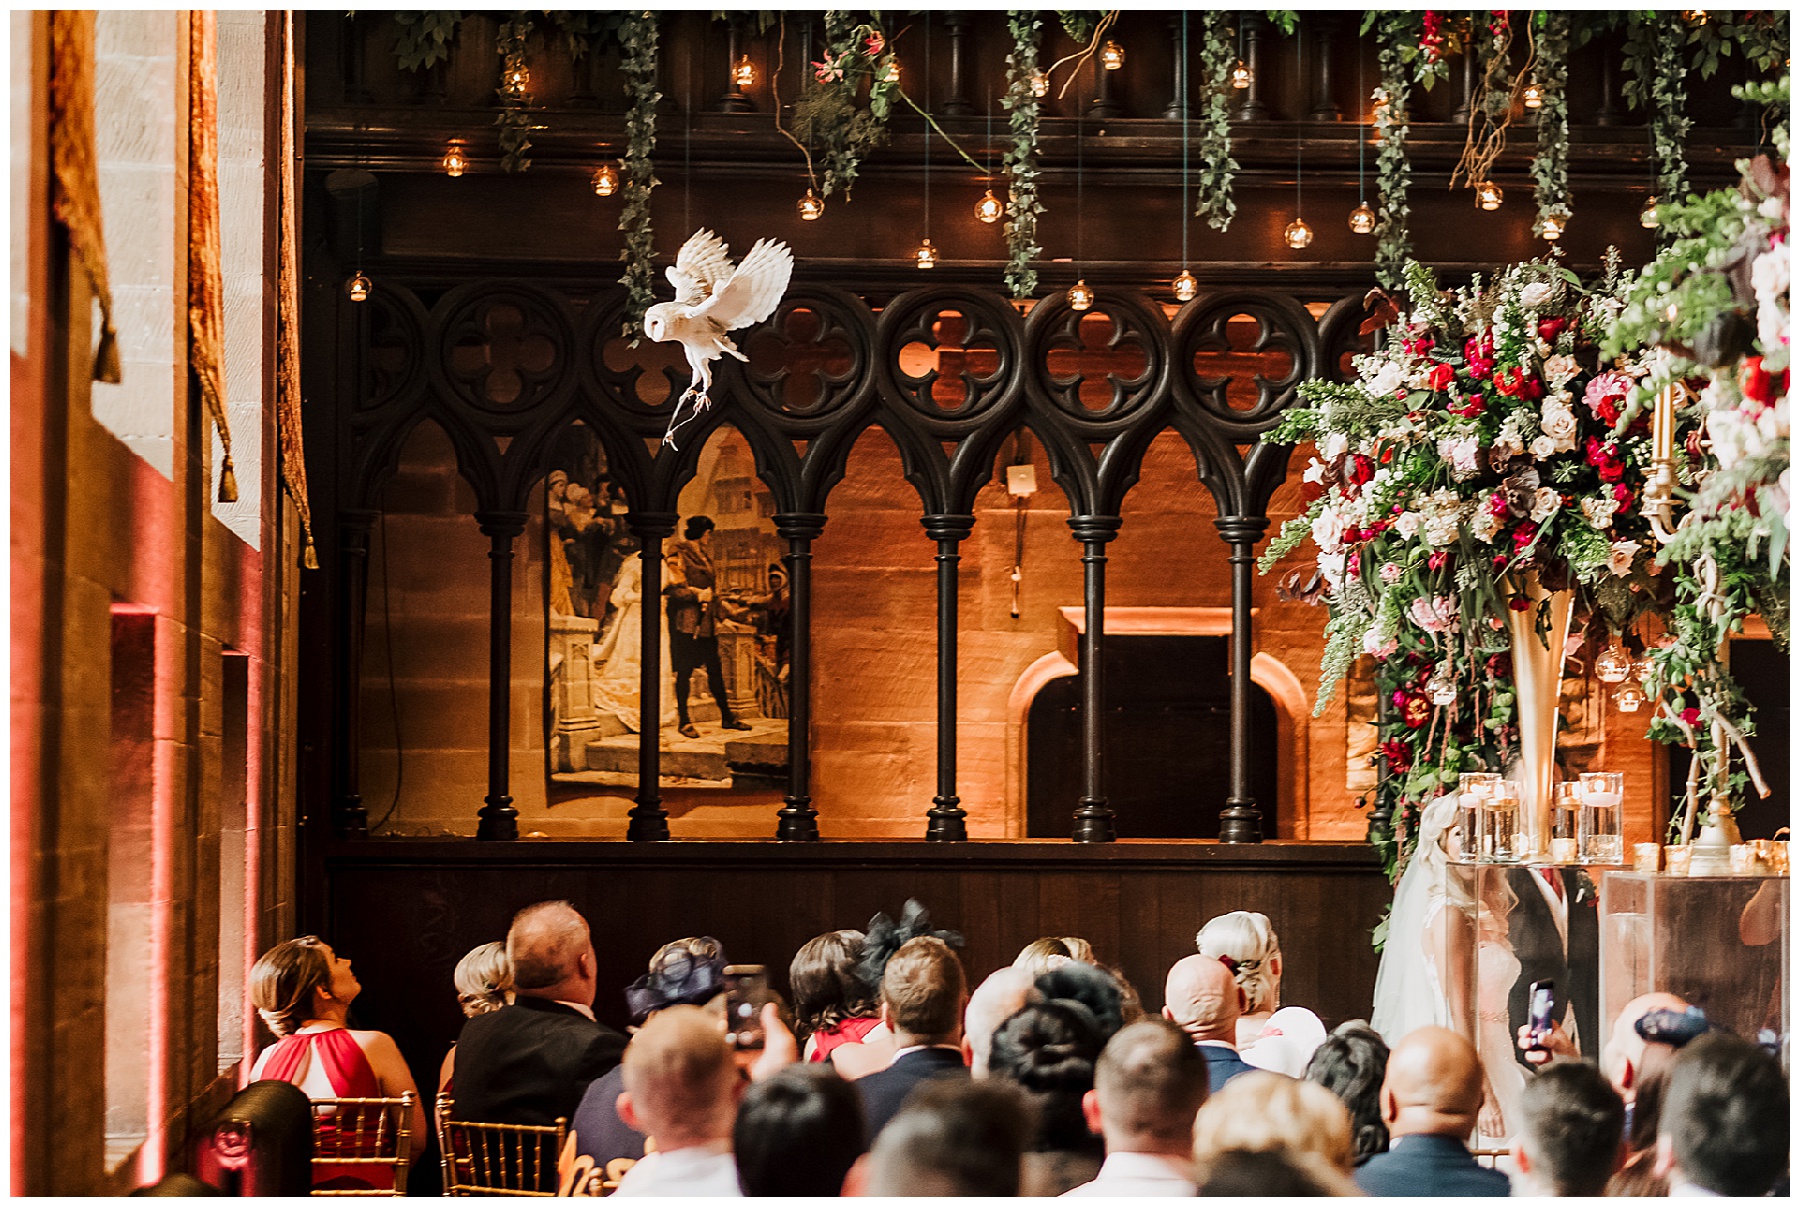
[854,899,963,992]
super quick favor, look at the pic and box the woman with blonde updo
[439,941,513,1093]
[249,936,425,1188]
[1195,911,1326,1077]
[1193,1070,1358,1184]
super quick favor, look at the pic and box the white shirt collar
[888,1043,963,1064]
[555,999,596,1021]
[1097,1151,1196,1181]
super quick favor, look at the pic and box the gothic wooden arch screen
[324,275,1359,844]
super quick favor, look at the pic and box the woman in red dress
[790,930,887,1065]
[249,936,426,1190]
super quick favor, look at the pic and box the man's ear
[878,1001,894,1030]
[1161,1005,1175,1022]
[1652,1133,1676,1180]
[1379,1084,1399,1128]
[841,1152,871,1197]
[1236,987,1248,1014]
[1618,1056,1636,1094]
[616,1091,643,1134]
[1081,1088,1104,1136]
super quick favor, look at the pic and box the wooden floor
[318,839,1391,1087]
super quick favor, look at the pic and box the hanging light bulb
[1595,644,1635,684]
[1640,196,1660,228]
[1633,656,1657,685]
[1067,279,1095,311]
[1284,218,1314,249]
[1172,269,1198,302]
[915,237,937,269]
[975,189,1004,224]
[591,163,619,196]
[1030,69,1049,98]
[1475,180,1504,211]
[347,271,371,303]
[880,59,900,85]
[1682,10,1709,24]
[441,141,467,177]
[1100,40,1124,70]
[1540,213,1566,241]
[1614,681,1647,712]
[797,188,824,221]
[1522,82,1544,109]
[504,64,529,95]
[1428,673,1459,707]
[1348,201,1377,235]
[732,55,756,89]
[1231,60,1254,89]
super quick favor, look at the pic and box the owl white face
[643,303,677,344]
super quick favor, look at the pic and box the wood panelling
[319,840,1389,1090]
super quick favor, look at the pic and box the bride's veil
[1370,793,1462,1045]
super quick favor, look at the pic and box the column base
[1218,801,1264,844]
[926,799,967,842]
[626,803,670,842]
[1072,799,1116,843]
[776,798,820,842]
[476,796,518,841]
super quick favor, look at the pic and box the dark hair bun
[990,1001,1102,1093]
[1032,961,1124,1042]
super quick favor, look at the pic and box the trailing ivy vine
[1621,12,1689,231]
[393,11,465,71]
[1368,12,1416,287]
[1531,13,1572,240]
[617,11,660,336]
[494,15,537,173]
[1194,12,1238,232]
[1001,12,1044,299]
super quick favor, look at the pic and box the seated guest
[249,936,426,1190]
[989,1001,1106,1195]
[1353,1026,1509,1197]
[1194,1071,1355,1181]
[1065,1018,1210,1197]
[572,937,729,1182]
[734,1064,866,1196]
[854,936,969,1140]
[438,941,512,1093]
[1509,1062,1625,1197]
[964,967,1033,1078]
[789,929,884,1064]
[450,901,626,1128]
[1196,911,1325,1077]
[835,901,959,1079]
[1032,961,1127,1045]
[1015,936,1095,979]
[613,1005,743,1197]
[1162,955,1256,1092]
[1197,1148,1359,1197]
[1653,1031,1788,1198]
[854,1079,1032,1197]
[1303,1020,1390,1165]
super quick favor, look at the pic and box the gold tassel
[303,540,319,570]
[218,456,239,503]
[94,324,121,383]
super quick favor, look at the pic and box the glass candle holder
[1482,780,1524,864]
[1665,844,1694,876]
[1456,773,1501,861]
[1579,771,1625,864]
[1633,842,1662,873]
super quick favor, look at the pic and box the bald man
[1354,1027,1510,1197]
[1162,955,1256,1092]
[964,967,1033,1078]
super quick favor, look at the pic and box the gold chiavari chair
[307,1091,416,1195]
[436,1092,568,1197]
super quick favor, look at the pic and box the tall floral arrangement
[1261,259,1685,875]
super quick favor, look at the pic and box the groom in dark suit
[855,937,970,1141]
[1504,866,1599,1068]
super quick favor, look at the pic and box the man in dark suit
[1161,955,1257,1092]
[855,936,970,1141]
[665,515,750,739]
[1354,1027,1510,1197]
[451,901,627,1128]
[1504,865,1599,1070]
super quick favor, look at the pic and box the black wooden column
[716,22,753,113]
[627,512,677,841]
[943,15,973,115]
[473,511,528,840]
[924,514,975,840]
[1164,14,1188,120]
[333,509,377,838]
[1239,14,1272,121]
[775,512,826,841]
[1309,16,1341,120]
[1070,516,1120,842]
[1216,516,1269,843]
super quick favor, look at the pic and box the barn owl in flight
[644,228,794,448]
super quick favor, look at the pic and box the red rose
[1742,357,1775,406]
[1680,706,1700,727]
[1538,317,1568,342]
[1381,739,1413,775]
[1401,695,1433,729]
[1349,454,1375,485]
[1428,363,1455,391]
[1612,483,1634,508]
[1512,521,1539,552]
[1597,459,1625,483]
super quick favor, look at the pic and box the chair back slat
[306,1092,414,1196]
[436,1094,568,1197]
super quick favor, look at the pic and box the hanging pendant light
[915,237,938,269]
[1231,60,1254,89]
[797,188,824,221]
[1522,82,1544,109]
[915,26,933,269]
[1595,643,1634,684]
[1100,40,1124,70]
[1632,656,1657,685]
[1348,201,1377,234]
[1614,681,1647,712]
[1476,180,1505,210]
[1348,55,1374,235]
[1284,219,1314,249]
[592,163,619,196]
[975,189,1004,224]
[1640,196,1660,228]
[1172,269,1198,302]
[504,63,529,97]
[347,271,371,303]
[1172,17,1198,306]
[1067,279,1095,311]
[1031,69,1049,98]
[732,55,756,89]
[1285,124,1311,250]
[441,141,467,177]
[1540,213,1566,241]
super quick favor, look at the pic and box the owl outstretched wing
[690,238,794,332]
[666,229,736,308]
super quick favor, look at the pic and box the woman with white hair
[1195,911,1325,1078]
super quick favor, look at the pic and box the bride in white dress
[589,552,678,734]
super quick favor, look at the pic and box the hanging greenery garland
[1369,13,1416,288]
[617,11,660,335]
[393,11,466,71]
[1530,13,1572,240]
[494,15,538,173]
[1194,12,1238,232]
[793,12,900,200]
[1001,12,1044,299]
[1621,13,1689,230]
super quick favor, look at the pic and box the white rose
[1323,432,1349,462]
[1544,355,1580,387]
[1364,361,1407,397]
[1530,487,1561,523]
[1607,540,1640,576]
[1312,506,1348,554]
[1540,405,1579,451]
[1394,511,1422,540]
[1530,434,1558,460]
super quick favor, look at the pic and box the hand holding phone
[1525,979,1555,1050]
[723,965,772,1051]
